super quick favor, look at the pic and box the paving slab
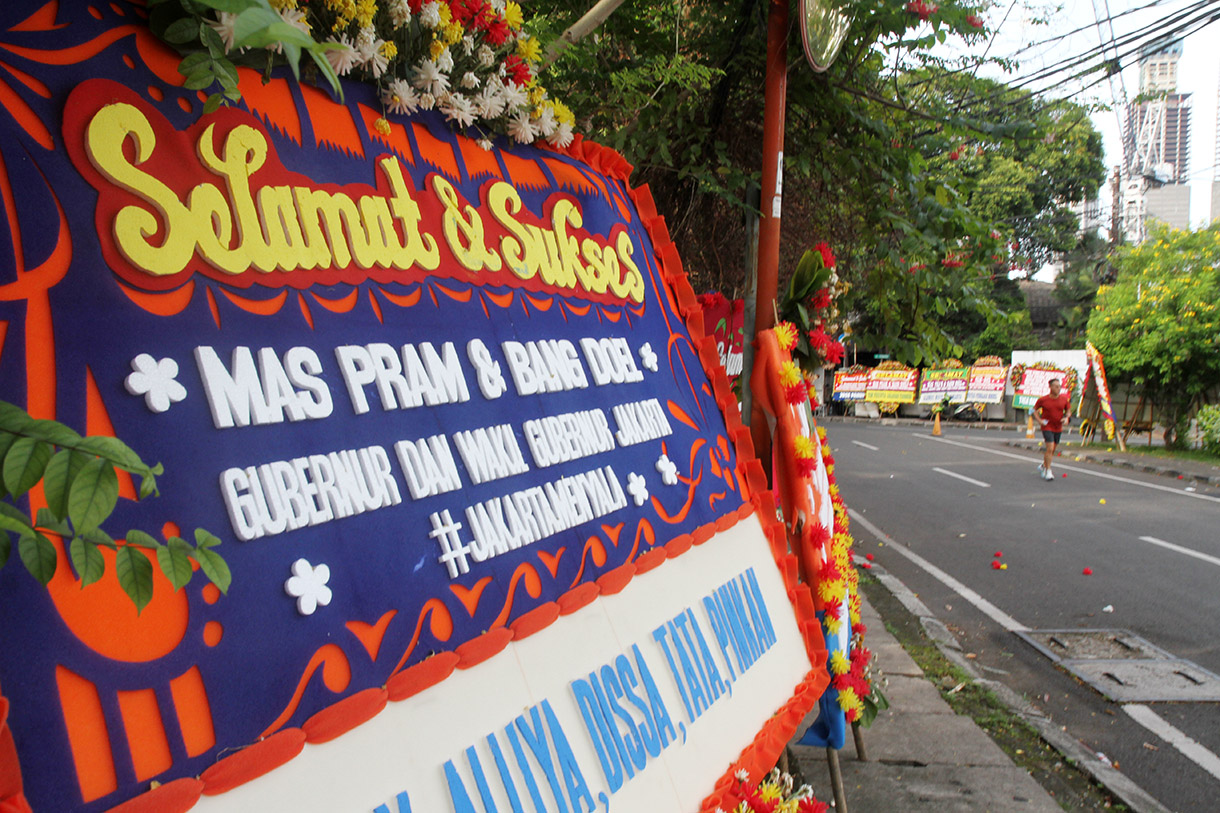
[870,638,923,677]
[827,761,1063,813]
[877,674,953,714]
[860,711,1014,767]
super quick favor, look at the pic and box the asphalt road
[826,420,1220,813]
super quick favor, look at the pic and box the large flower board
[0,4,827,812]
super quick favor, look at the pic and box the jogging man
[1033,378,1071,480]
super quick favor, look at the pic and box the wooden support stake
[826,748,848,813]
[852,721,869,762]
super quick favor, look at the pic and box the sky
[948,0,1219,233]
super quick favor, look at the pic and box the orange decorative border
[0,130,828,813]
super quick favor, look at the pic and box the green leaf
[43,449,89,518]
[116,545,155,613]
[184,68,218,91]
[125,529,161,550]
[157,537,195,591]
[191,545,231,594]
[3,436,52,497]
[75,436,146,472]
[0,501,33,536]
[67,458,119,533]
[80,526,117,549]
[18,531,57,585]
[23,417,81,448]
[203,92,224,114]
[194,527,222,549]
[138,473,159,500]
[0,430,16,462]
[35,507,71,536]
[0,531,9,568]
[199,21,226,56]
[0,401,34,433]
[178,50,213,74]
[193,0,269,12]
[162,16,200,44]
[69,535,106,586]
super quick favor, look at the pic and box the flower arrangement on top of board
[777,243,850,394]
[774,325,887,728]
[719,768,829,813]
[159,0,575,147]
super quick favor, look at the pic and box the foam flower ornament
[655,453,678,485]
[626,472,649,506]
[285,558,333,616]
[125,354,188,413]
[639,342,659,372]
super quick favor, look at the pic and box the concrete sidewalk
[791,591,1063,812]
[1006,437,1220,488]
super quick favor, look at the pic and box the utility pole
[1109,165,1122,247]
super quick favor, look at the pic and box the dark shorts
[1042,430,1061,445]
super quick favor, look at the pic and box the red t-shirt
[1034,393,1071,432]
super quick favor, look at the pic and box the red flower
[824,339,845,366]
[966,13,984,28]
[808,326,831,352]
[449,0,488,24]
[905,0,938,21]
[815,241,836,269]
[785,381,808,405]
[810,287,833,310]
[799,797,830,813]
[698,291,728,309]
[484,17,511,46]
[853,622,868,636]
[505,54,532,86]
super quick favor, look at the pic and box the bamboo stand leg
[827,748,848,813]
[851,721,869,761]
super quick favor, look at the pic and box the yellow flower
[516,35,542,63]
[779,361,802,388]
[444,20,464,45]
[551,99,575,125]
[775,321,798,351]
[430,38,446,60]
[837,687,864,716]
[355,0,376,27]
[373,117,391,135]
[793,434,815,460]
[830,650,850,675]
[438,2,452,25]
[270,0,298,10]
[504,0,524,29]
[379,40,397,60]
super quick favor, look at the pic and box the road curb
[860,557,1174,813]
[1003,440,1220,488]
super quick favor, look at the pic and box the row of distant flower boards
[832,365,1025,405]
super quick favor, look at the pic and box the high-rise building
[1122,39,1192,238]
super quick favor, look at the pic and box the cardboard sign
[831,369,869,401]
[864,368,918,404]
[917,369,968,404]
[966,366,1008,404]
[0,8,823,812]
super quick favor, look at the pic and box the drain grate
[1017,628,1220,702]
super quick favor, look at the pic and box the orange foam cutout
[85,368,136,500]
[449,575,492,617]
[595,563,636,596]
[299,84,361,157]
[377,286,421,308]
[539,157,594,196]
[310,288,359,313]
[0,60,50,98]
[536,547,564,578]
[491,563,542,628]
[0,321,7,366]
[455,134,502,182]
[201,583,220,605]
[525,294,553,311]
[202,621,222,647]
[498,150,548,189]
[297,292,314,328]
[386,651,459,702]
[302,687,387,745]
[9,1,67,31]
[103,777,204,813]
[368,288,383,323]
[557,582,599,616]
[632,547,667,574]
[169,666,215,757]
[666,400,699,432]
[454,627,513,669]
[345,610,397,662]
[508,602,560,641]
[55,666,116,802]
[410,122,459,179]
[238,68,300,145]
[115,278,195,318]
[257,643,350,739]
[664,534,693,558]
[200,728,306,796]
[116,688,172,781]
[220,288,288,316]
[0,23,137,66]
[434,283,473,302]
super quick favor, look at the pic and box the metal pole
[749,0,789,466]
[740,183,761,428]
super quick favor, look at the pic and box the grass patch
[859,577,1129,811]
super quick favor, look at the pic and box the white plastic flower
[462,35,476,55]
[655,454,678,486]
[547,120,575,148]
[367,42,390,78]
[476,44,496,68]
[477,138,494,151]
[460,71,480,89]
[417,91,437,110]
[627,472,649,507]
[441,93,476,128]
[419,1,442,28]
[490,0,506,12]
[285,558,332,616]
[387,0,412,27]
[125,354,187,413]
[355,27,377,61]
[208,11,238,53]
[535,105,557,137]
[325,36,359,76]
[413,59,450,96]
[474,83,505,118]
[638,342,659,372]
[735,769,750,783]
[500,79,528,111]
[436,46,454,73]
[507,109,537,143]
[382,78,419,114]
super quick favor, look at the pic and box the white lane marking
[1138,536,1220,569]
[851,440,879,451]
[848,508,1027,632]
[917,433,1220,504]
[932,467,991,488]
[1124,704,1220,782]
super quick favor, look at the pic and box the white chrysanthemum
[500,79,528,111]
[459,71,480,90]
[476,44,496,68]
[462,35,476,55]
[382,78,419,114]
[419,1,442,28]
[477,137,494,151]
[436,47,454,73]
[441,93,476,128]
[547,120,574,148]
[280,8,310,36]
[387,0,412,27]
[535,105,557,137]
[413,59,450,96]
[368,42,390,77]
[507,109,537,144]
[417,91,437,110]
[208,11,239,53]
[490,0,506,12]
[355,26,377,61]
[325,36,359,76]
[473,83,506,118]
